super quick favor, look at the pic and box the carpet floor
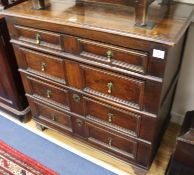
[0,140,58,175]
[0,115,117,175]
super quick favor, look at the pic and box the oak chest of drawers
[3,0,194,170]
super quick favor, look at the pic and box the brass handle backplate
[107,137,112,146]
[107,112,114,123]
[73,94,81,103]
[46,89,52,98]
[40,62,46,72]
[107,82,113,94]
[76,119,83,127]
[106,50,113,62]
[35,33,41,44]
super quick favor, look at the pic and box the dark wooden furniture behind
[0,15,29,121]
[0,0,25,9]
[76,0,172,27]
[3,0,194,170]
[166,111,194,175]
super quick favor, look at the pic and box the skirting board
[170,111,184,125]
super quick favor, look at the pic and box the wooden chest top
[2,0,194,46]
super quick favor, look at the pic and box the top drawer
[15,25,62,50]
[78,39,148,74]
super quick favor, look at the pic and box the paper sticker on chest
[153,49,165,59]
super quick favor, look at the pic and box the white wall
[175,0,194,3]
[171,22,194,124]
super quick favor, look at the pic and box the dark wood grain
[27,97,73,134]
[15,25,62,50]
[84,96,140,137]
[78,39,148,74]
[0,16,29,121]
[80,65,145,109]
[3,0,194,45]
[25,76,70,109]
[21,48,66,83]
[86,122,137,159]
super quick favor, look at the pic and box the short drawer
[78,39,148,74]
[81,65,144,109]
[15,25,62,50]
[86,122,137,159]
[26,76,69,109]
[84,97,140,136]
[28,97,72,133]
[21,48,66,84]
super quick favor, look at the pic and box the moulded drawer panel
[84,97,141,137]
[81,65,145,109]
[78,39,148,74]
[15,25,62,50]
[21,48,66,83]
[26,76,69,109]
[27,96,72,133]
[86,122,137,160]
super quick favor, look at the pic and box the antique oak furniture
[0,15,29,122]
[3,0,194,170]
[166,111,194,175]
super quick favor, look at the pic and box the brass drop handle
[106,50,113,62]
[107,137,112,146]
[40,62,46,72]
[107,82,113,94]
[46,89,51,98]
[76,119,83,127]
[52,115,57,121]
[73,94,81,103]
[35,33,41,44]
[107,112,114,123]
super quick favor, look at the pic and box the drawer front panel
[81,65,144,109]
[84,97,140,136]
[27,76,69,109]
[15,25,62,50]
[29,98,72,131]
[86,122,137,159]
[79,39,148,74]
[22,48,66,83]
